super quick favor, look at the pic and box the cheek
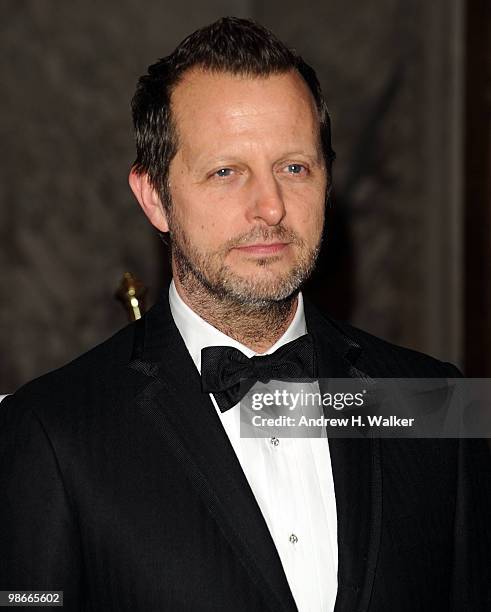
[287,192,325,234]
[172,197,237,248]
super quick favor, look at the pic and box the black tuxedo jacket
[1,293,490,611]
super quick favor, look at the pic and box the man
[1,17,489,612]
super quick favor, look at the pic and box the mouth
[232,242,291,256]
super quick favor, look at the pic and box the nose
[246,172,286,226]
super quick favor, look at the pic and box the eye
[214,168,234,178]
[285,163,308,175]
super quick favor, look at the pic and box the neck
[173,276,298,354]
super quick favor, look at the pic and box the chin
[218,272,302,304]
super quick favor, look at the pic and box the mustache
[224,225,303,250]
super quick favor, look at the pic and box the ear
[128,168,169,233]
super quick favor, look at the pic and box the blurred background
[1,0,490,393]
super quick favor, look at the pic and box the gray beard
[169,222,322,349]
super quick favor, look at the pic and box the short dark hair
[131,16,336,208]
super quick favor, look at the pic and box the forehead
[169,68,321,154]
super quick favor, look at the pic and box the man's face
[166,68,327,304]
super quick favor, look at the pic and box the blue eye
[215,168,233,177]
[287,164,306,174]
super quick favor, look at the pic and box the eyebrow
[192,150,322,173]
[277,151,322,163]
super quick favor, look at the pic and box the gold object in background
[115,272,147,321]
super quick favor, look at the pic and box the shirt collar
[168,280,307,373]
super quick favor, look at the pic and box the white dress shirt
[169,281,338,611]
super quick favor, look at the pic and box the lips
[233,242,290,255]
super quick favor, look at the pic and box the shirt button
[289,533,298,544]
[270,437,280,447]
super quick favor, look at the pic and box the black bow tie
[201,334,317,412]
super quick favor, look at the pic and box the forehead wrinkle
[190,104,318,145]
[179,124,321,173]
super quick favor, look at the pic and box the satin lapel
[128,293,297,612]
[304,300,382,612]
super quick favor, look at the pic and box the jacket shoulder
[326,316,462,377]
[3,322,137,416]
